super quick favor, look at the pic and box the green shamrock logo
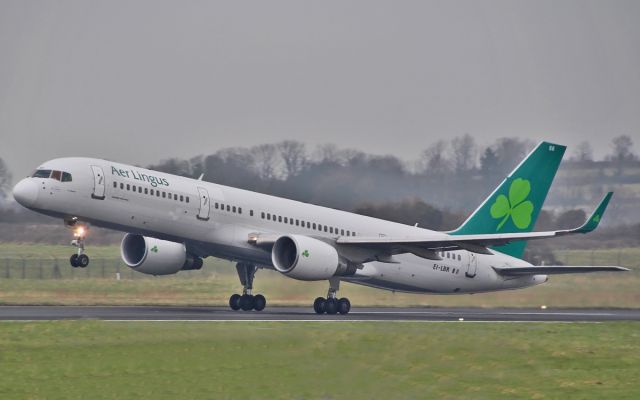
[151,245,159,253]
[302,250,310,258]
[490,178,534,231]
[592,214,600,223]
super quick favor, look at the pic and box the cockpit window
[32,169,52,178]
[61,172,72,182]
[51,170,62,181]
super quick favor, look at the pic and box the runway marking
[350,311,616,316]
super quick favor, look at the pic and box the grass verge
[0,321,638,399]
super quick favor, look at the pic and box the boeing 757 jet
[12,142,628,314]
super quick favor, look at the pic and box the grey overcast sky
[1,0,639,182]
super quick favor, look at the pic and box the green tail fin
[450,141,566,258]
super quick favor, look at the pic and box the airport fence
[0,257,231,280]
[0,248,637,280]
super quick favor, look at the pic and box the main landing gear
[314,277,351,315]
[69,225,90,268]
[229,262,266,311]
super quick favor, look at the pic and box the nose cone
[13,179,38,208]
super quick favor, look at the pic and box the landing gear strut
[314,277,351,315]
[69,225,90,268]
[229,262,266,311]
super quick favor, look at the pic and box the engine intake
[120,234,202,275]
[272,235,341,281]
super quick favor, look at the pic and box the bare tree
[451,134,478,172]
[571,141,593,161]
[0,157,12,202]
[251,144,281,180]
[277,140,307,178]
[608,135,636,162]
[419,140,451,176]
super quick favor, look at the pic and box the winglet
[570,192,613,234]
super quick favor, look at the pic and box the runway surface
[1,306,639,322]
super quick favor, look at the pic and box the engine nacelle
[120,234,202,276]
[271,235,341,281]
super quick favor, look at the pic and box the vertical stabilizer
[450,141,566,258]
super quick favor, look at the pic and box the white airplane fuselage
[13,157,546,294]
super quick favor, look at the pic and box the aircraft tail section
[450,141,566,259]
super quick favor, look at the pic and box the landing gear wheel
[313,297,325,314]
[70,254,79,268]
[229,294,241,310]
[324,298,338,315]
[77,254,90,268]
[240,294,254,311]
[338,298,351,315]
[253,294,266,311]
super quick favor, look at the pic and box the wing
[336,193,614,259]
[493,266,629,276]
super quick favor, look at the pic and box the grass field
[0,244,638,308]
[0,321,638,399]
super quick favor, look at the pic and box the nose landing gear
[69,225,90,268]
[313,277,351,315]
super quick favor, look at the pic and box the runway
[1,306,639,322]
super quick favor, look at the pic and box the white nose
[12,179,38,207]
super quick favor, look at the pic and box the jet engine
[272,235,351,281]
[120,234,203,276]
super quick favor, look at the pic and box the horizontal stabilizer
[493,266,629,276]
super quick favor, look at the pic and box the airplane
[12,141,628,314]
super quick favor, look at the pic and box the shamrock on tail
[592,214,601,223]
[490,178,534,231]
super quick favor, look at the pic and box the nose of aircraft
[12,179,38,207]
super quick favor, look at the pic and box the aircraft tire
[313,297,325,314]
[240,294,254,311]
[77,254,90,268]
[69,254,79,268]
[253,294,266,311]
[229,294,241,310]
[338,298,351,315]
[325,298,338,315]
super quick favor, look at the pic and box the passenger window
[215,203,219,209]
[307,222,311,228]
[179,195,183,201]
[132,185,136,192]
[32,169,52,178]
[113,182,117,188]
[458,255,461,261]
[312,223,316,230]
[232,206,236,213]
[227,205,230,212]
[250,210,254,217]
[329,227,333,234]
[341,229,345,235]
[145,188,148,195]
[295,219,299,226]
[61,172,72,182]
[278,216,282,223]
[127,184,130,191]
[261,212,265,219]
[162,191,166,198]
[174,194,178,200]
[346,231,350,236]
[139,187,143,193]
[284,217,288,224]
[324,226,328,233]
[267,213,271,220]
[156,191,160,197]
[186,197,189,203]
[239,208,242,214]
[120,183,124,189]
[150,189,154,195]
[290,218,294,225]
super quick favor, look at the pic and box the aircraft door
[90,165,106,200]
[466,252,477,278]
[196,187,210,221]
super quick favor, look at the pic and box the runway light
[458,317,464,321]
[541,305,547,310]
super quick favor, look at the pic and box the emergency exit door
[197,187,210,221]
[90,165,105,200]
[466,252,477,278]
